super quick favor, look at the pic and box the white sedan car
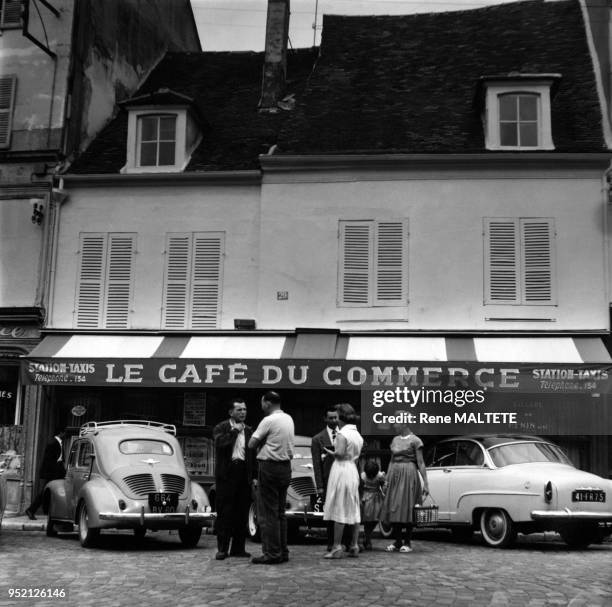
[424,434,612,548]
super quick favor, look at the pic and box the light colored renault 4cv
[44,421,214,548]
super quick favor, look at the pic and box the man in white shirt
[248,391,294,564]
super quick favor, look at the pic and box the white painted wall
[50,183,260,329]
[257,166,608,331]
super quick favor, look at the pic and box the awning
[22,334,612,392]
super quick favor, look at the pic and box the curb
[1,516,46,531]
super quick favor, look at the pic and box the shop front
[22,332,612,491]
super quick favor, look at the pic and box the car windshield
[119,439,173,455]
[488,441,572,467]
[292,445,312,460]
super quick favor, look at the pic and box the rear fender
[76,478,125,527]
[457,491,538,523]
[45,480,69,520]
[190,480,211,512]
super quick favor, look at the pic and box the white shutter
[104,234,135,328]
[339,222,372,305]
[76,234,106,328]
[1,1,21,27]
[521,218,554,304]
[191,234,223,329]
[484,218,520,304]
[0,75,16,148]
[374,221,407,306]
[162,234,191,329]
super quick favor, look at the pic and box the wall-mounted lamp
[30,199,45,225]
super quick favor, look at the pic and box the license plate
[148,492,178,513]
[572,489,605,503]
[310,494,324,513]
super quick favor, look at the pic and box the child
[360,459,385,550]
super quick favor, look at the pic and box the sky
[191,0,522,51]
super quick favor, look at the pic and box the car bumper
[285,509,325,522]
[531,509,612,522]
[99,509,216,526]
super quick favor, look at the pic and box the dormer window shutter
[484,217,555,305]
[0,75,16,148]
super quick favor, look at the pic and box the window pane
[159,116,176,141]
[140,117,157,142]
[158,141,176,165]
[500,122,518,146]
[519,122,538,146]
[519,95,538,121]
[499,95,517,121]
[140,141,157,166]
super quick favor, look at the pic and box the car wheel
[45,513,58,538]
[77,503,100,548]
[451,527,473,542]
[133,528,146,540]
[480,509,516,548]
[560,524,598,549]
[178,526,202,548]
[379,520,393,539]
[247,502,261,542]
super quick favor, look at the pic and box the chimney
[259,0,290,112]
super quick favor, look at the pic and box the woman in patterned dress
[322,403,364,558]
[379,425,429,553]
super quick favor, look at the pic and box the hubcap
[248,504,257,536]
[485,511,505,541]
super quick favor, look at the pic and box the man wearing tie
[26,427,68,519]
[310,406,339,551]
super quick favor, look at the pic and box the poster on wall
[181,436,214,477]
[182,392,206,426]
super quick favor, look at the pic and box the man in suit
[311,406,339,551]
[26,427,68,520]
[213,398,256,560]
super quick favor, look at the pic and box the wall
[257,164,608,332]
[50,182,260,330]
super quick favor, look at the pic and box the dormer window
[138,114,177,166]
[481,74,560,151]
[121,88,203,174]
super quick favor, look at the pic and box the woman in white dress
[322,403,364,558]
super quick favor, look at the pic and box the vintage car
[424,434,612,548]
[247,435,325,540]
[44,421,214,548]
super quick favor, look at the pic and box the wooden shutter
[163,234,191,329]
[521,218,554,304]
[76,234,106,328]
[1,1,21,27]
[104,234,135,328]
[339,222,372,305]
[191,234,223,329]
[374,221,408,306]
[484,218,520,304]
[0,75,16,148]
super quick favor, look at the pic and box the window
[77,442,94,468]
[119,440,173,455]
[338,220,408,307]
[75,233,136,329]
[0,0,21,28]
[484,218,555,305]
[137,114,176,167]
[482,76,557,150]
[0,75,16,149]
[499,93,538,147]
[162,232,224,329]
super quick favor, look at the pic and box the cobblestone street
[0,524,610,607]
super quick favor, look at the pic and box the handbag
[413,493,438,527]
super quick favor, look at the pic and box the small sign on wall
[277,291,289,300]
[183,392,206,426]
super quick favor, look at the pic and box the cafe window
[0,365,18,425]
[338,219,408,307]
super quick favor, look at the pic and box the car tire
[178,526,202,548]
[46,514,58,538]
[451,527,473,542]
[247,502,261,542]
[133,528,146,540]
[560,524,598,549]
[379,520,393,539]
[77,502,100,548]
[479,509,516,548]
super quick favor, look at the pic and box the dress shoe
[251,555,282,565]
[25,509,36,520]
[229,551,251,558]
[215,551,227,560]
[280,554,289,563]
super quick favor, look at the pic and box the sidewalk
[1,514,46,531]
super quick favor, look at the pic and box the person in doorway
[379,425,429,553]
[25,427,68,520]
[322,403,364,559]
[311,405,339,551]
[248,390,294,565]
[212,398,256,560]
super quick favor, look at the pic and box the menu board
[182,392,206,427]
[181,436,214,477]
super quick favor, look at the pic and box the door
[425,441,458,521]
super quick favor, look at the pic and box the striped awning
[22,334,611,390]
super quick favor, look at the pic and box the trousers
[215,460,250,554]
[257,459,291,560]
